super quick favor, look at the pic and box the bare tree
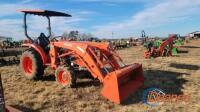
[62,31,79,40]
[62,31,69,40]
[62,31,94,41]
[79,33,93,41]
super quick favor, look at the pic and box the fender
[22,43,48,65]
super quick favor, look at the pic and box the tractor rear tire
[55,66,77,88]
[20,49,44,80]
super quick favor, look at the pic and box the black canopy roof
[19,10,72,17]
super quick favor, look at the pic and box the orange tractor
[143,35,175,58]
[19,10,144,104]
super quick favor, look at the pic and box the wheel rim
[22,56,33,74]
[57,70,70,85]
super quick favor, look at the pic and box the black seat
[37,33,50,53]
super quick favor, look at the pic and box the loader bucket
[101,63,144,104]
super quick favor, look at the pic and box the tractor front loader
[144,35,175,58]
[19,10,144,104]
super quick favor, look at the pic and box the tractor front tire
[20,49,44,80]
[55,66,76,88]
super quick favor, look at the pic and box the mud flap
[101,63,144,104]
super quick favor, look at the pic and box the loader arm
[51,41,144,104]
[50,41,108,81]
[158,35,174,55]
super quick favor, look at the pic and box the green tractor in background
[143,34,184,57]
[143,39,162,49]
[171,34,184,55]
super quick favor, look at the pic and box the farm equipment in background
[143,39,162,49]
[0,37,23,66]
[0,38,22,49]
[143,35,175,58]
[19,10,144,104]
[0,46,23,66]
[171,34,184,55]
[174,39,184,46]
[111,39,132,49]
[143,34,186,58]
[141,30,147,44]
[0,38,13,49]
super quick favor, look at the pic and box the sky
[0,0,200,40]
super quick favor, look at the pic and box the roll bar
[20,10,72,42]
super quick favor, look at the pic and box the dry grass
[0,39,200,112]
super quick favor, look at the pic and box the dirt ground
[0,39,200,112]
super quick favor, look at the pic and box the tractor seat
[37,33,50,53]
